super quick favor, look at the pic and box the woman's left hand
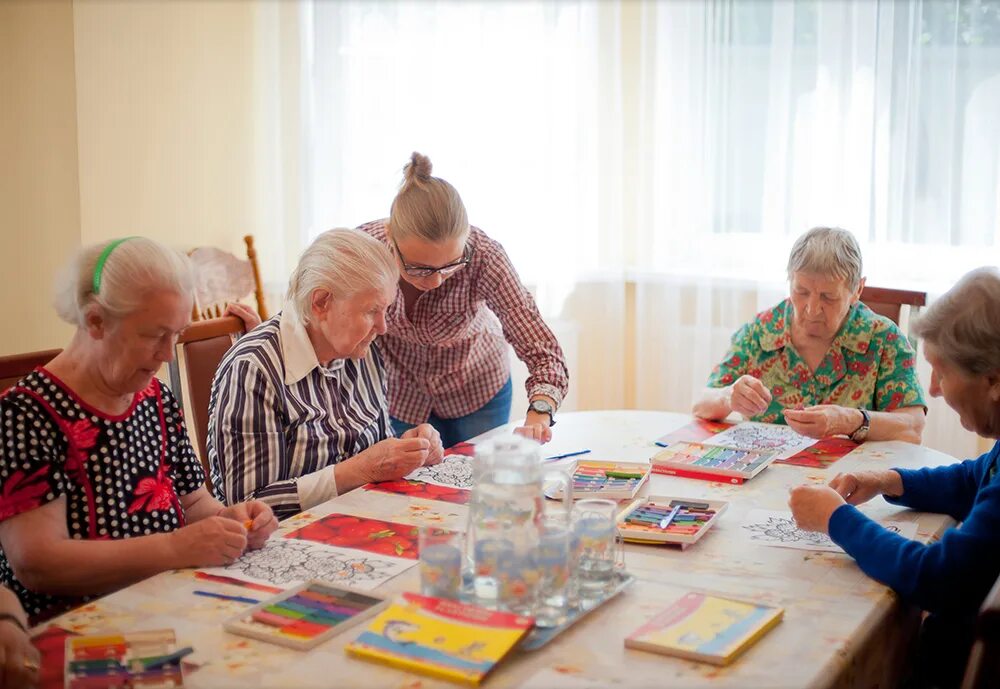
[783,405,859,438]
[218,500,278,550]
[224,302,262,331]
[514,413,552,444]
[788,484,845,534]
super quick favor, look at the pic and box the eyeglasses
[392,237,474,278]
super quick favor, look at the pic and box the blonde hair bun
[403,152,434,188]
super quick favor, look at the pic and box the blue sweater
[829,439,1000,617]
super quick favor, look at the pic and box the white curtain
[257,0,1000,459]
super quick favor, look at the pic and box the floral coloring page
[742,509,917,552]
[406,453,476,489]
[708,421,816,459]
[198,537,414,590]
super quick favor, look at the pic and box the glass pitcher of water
[467,436,571,619]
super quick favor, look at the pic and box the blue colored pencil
[193,590,260,605]
[544,449,592,461]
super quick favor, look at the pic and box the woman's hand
[828,470,903,505]
[729,375,772,418]
[401,424,444,466]
[169,516,248,568]
[354,437,431,484]
[224,302,262,331]
[0,589,38,689]
[788,485,845,534]
[218,501,278,550]
[783,404,860,439]
[514,415,552,444]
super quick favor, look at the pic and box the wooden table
[44,411,957,688]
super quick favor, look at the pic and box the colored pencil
[193,590,260,605]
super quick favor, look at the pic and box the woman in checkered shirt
[358,153,570,449]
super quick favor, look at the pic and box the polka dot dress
[0,368,205,622]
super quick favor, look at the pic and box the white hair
[53,237,195,327]
[913,266,1000,376]
[787,226,864,290]
[287,228,398,324]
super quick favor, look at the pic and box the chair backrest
[167,316,245,487]
[0,349,61,395]
[860,286,927,346]
[189,235,268,322]
[961,572,1000,689]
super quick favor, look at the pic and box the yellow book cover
[345,593,534,686]
[624,592,782,666]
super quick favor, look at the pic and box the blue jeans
[391,378,513,449]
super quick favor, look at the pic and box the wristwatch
[849,408,871,443]
[528,399,556,427]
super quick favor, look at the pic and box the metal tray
[519,570,635,651]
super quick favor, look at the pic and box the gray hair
[913,266,1000,376]
[786,227,864,290]
[387,152,469,243]
[53,237,195,327]
[287,228,398,324]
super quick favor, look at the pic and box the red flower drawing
[285,513,438,560]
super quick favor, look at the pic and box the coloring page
[198,538,414,591]
[406,452,475,489]
[708,421,816,459]
[741,509,917,553]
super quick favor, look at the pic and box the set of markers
[650,441,781,484]
[552,460,652,500]
[64,629,189,689]
[224,581,390,650]
[617,495,728,548]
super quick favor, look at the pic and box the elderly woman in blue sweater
[789,266,1000,689]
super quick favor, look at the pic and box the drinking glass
[419,527,464,599]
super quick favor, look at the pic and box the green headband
[92,237,138,294]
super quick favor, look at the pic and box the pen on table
[544,449,592,462]
[658,505,681,529]
[193,590,260,605]
[654,441,669,448]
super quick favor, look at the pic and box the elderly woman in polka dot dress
[0,237,278,623]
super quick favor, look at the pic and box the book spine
[650,465,744,485]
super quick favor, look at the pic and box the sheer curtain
[260,0,1000,458]
[633,0,1000,458]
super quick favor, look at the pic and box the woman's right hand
[728,375,772,418]
[356,437,431,484]
[0,618,39,689]
[170,516,248,568]
[828,470,903,505]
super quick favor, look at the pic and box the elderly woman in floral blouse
[693,227,926,443]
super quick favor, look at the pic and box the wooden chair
[189,235,269,322]
[860,286,927,346]
[961,572,1000,689]
[167,316,246,488]
[0,349,61,395]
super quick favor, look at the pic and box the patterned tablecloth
[40,411,956,689]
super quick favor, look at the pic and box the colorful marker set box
[547,460,651,500]
[617,495,728,547]
[64,629,186,689]
[223,580,390,650]
[650,441,781,484]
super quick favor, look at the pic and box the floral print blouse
[707,300,926,424]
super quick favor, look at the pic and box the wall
[0,0,81,353]
[0,0,270,356]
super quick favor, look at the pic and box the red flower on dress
[134,379,159,404]
[0,466,51,520]
[128,470,178,514]
[63,419,100,483]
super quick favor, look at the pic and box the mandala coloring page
[406,453,475,489]
[198,538,415,590]
[709,422,816,458]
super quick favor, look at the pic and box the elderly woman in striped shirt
[208,229,445,520]
[358,153,570,448]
